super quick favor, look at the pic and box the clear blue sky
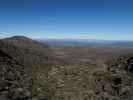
[0,0,133,40]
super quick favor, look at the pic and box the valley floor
[47,46,133,100]
[52,46,133,65]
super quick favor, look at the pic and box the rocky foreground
[0,36,133,100]
[0,36,56,100]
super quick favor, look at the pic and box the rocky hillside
[0,36,56,100]
[89,54,133,100]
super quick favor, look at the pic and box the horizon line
[0,34,133,42]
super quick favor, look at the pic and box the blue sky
[0,0,133,40]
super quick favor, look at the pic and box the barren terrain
[52,46,133,65]
[0,36,133,100]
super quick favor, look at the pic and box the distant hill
[38,39,133,48]
[0,36,56,100]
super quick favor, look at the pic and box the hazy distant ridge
[38,39,133,48]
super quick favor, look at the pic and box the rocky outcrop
[90,54,133,100]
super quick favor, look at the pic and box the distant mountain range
[38,39,133,48]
